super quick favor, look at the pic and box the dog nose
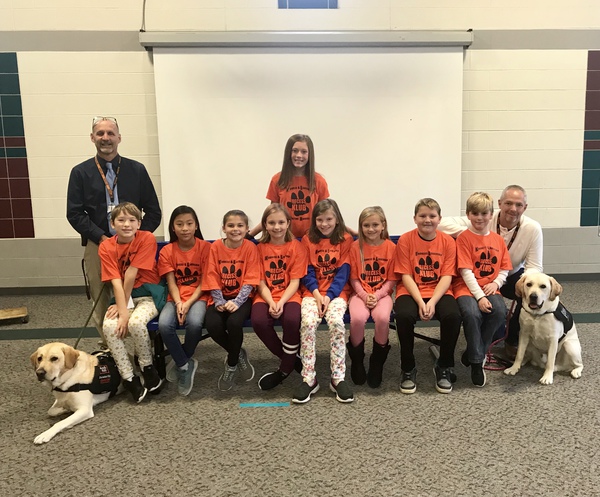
[36,369,46,381]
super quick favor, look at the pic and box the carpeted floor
[0,282,598,497]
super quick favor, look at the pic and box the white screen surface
[153,47,463,239]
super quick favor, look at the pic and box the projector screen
[153,47,463,239]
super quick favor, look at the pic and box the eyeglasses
[92,116,118,127]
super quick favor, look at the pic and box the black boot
[346,339,366,385]
[367,339,391,388]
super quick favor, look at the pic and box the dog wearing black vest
[504,273,583,384]
[30,342,121,444]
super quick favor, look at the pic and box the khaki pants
[84,241,110,341]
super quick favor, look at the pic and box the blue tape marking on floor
[239,402,290,408]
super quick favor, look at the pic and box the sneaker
[142,365,164,392]
[400,368,417,394]
[433,364,453,394]
[471,362,486,387]
[330,380,354,403]
[237,348,255,382]
[292,381,320,404]
[218,364,237,391]
[460,350,471,368]
[177,358,198,396]
[166,360,178,383]
[258,370,288,391]
[123,375,147,403]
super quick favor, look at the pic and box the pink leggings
[348,294,393,347]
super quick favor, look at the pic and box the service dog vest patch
[54,352,121,397]
[549,302,574,342]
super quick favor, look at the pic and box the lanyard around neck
[95,156,121,203]
[497,220,520,251]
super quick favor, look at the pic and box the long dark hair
[308,199,348,245]
[277,134,316,193]
[168,205,204,243]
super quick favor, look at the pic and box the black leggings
[394,294,462,370]
[205,300,253,367]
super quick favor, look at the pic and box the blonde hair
[357,206,389,275]
[466,192,494,215]
[259,203,294,244]
[414,198,441,216]
[110,202,142,222]
[358,206,389,245]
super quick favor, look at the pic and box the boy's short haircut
[414,198,441,216]
[111,202,142,222]
[465,192,494,215]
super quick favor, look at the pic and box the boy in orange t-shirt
[99,202,163,403]
[393,198,462,395]
[455,192,512,387]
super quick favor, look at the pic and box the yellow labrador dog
[31,342,121,444]
[504,273,583,384]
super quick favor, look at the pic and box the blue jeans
[158,300,207,367]
[457,294,507,364]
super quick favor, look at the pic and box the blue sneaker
[177,358,198,396]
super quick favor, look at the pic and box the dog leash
[74,283,108,350]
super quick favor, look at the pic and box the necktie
[106,162,117,235]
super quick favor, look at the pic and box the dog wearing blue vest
[504,273,583,384]
[30,342,121,444]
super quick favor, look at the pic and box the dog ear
[515,274,526,298]
[549,277,562,300]
[62,346,80,370]
[30,350,40,369]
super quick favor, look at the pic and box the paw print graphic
[360,261,386,288]
[265,259,287,286]
[222,264,242,292]
[317,253,337,277]
[118,255,132,276]
[287,190,311,216]
[475,251,497,278]
[176,267,199,286]
[415,255,439,283]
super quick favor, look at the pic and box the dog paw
[539,375,554,385]
[571,368,583,379]
[34,430,56,444]
[504,366,518,376]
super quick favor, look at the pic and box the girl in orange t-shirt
[293,199,354,404]
[203,210,261,391]
[99,202,162,403]
[249,134,330,239]
[251,204,308,391]
[157,205,210,396]
[348,207,397,389]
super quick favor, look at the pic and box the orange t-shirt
[99,230,159,288]
[157,239,211,303]
[301,232,353,301]
[394,229,457,299]
[349,239,397,294]
[203,239,261,303]
[453,229,513,298]
[254,239,308,305]
[266,172,329,238]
